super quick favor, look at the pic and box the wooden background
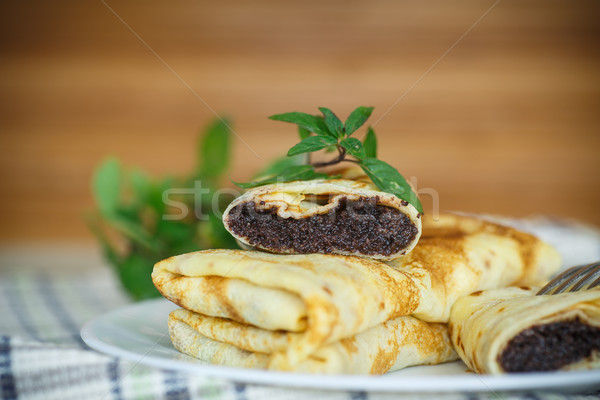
[1,0,599,242]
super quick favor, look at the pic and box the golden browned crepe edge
[168,308,458,374]
[152,249,422,369]
[421,213,560,284]
[386,213,561,322]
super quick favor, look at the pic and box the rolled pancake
[168,308,457,374]
[449,287,600,374]
[222,179,422,260]
[153,216,560,369]
[386,213,562,321]
[153,250,421,369]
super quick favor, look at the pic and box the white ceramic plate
[81,298,600,393]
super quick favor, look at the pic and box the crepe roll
[449,287,600,374]
[168,308,457,374]
[152,250,422,369]
[420,213,561,284]
[222,179,422,260]
[386,213,562,322]
[153,218,559,369]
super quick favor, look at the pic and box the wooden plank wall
[1,0,599,241]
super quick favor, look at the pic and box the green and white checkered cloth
[1,216,599,400]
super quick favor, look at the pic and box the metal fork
[537,261,600,295]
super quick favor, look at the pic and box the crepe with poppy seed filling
[152,250,423,370]
[386,213,562,322]
[222,179,422,260]
[449,286,600,374]
[152,221,560,372]
[168,309,457,374]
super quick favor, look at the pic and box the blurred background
[1,0,599,243]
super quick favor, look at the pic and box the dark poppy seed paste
[498,317,600,372]
[226,197,418,257]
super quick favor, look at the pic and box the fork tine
[589,274,600,289]
[537,265,582,295]
[538,262,600,295]
[552,262,600,294]
[569,262,600,292]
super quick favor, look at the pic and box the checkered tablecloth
[1,216,600,400]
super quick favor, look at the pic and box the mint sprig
[89,118,239,300]
[233,165,329,189]
[363,127,377,158]
[287,135,338,156]
[235,107,423,214]
[268,112,329,136]
[344,106,374,135]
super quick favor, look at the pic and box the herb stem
[311,145,346,168]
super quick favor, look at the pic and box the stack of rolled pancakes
[152,178,563,374]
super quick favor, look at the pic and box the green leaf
[340,137,366,160]
[92,157,121,216]
[88,117,240,301]
[234,165,312,188]
[298,126,311,140]
[319,107,345,138]
[359,158,423,214]
[269,112,330,136]
[287,135,338,157]
[344,106,374,136]
[155,220,195,245]
[206,213,239,249]
[117,253,161,300]
[278,165,328,181]
[233,165,328,189]
[146,176,174,215]
[87,211,159,301]
[106,210,159,251]
[363,127,377,158]
[129,169,150,207]
[85,212,121,266]
[253,154,305,179]
[157,222,200,257]
[197,118,231,179]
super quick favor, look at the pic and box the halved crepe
[222,179,422,260]
[449,287,600,374]
[168,309,457,374]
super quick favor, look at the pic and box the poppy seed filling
[226,196,418,256]
[498,317,600,372]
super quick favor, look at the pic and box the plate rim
[81,298,600,393]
